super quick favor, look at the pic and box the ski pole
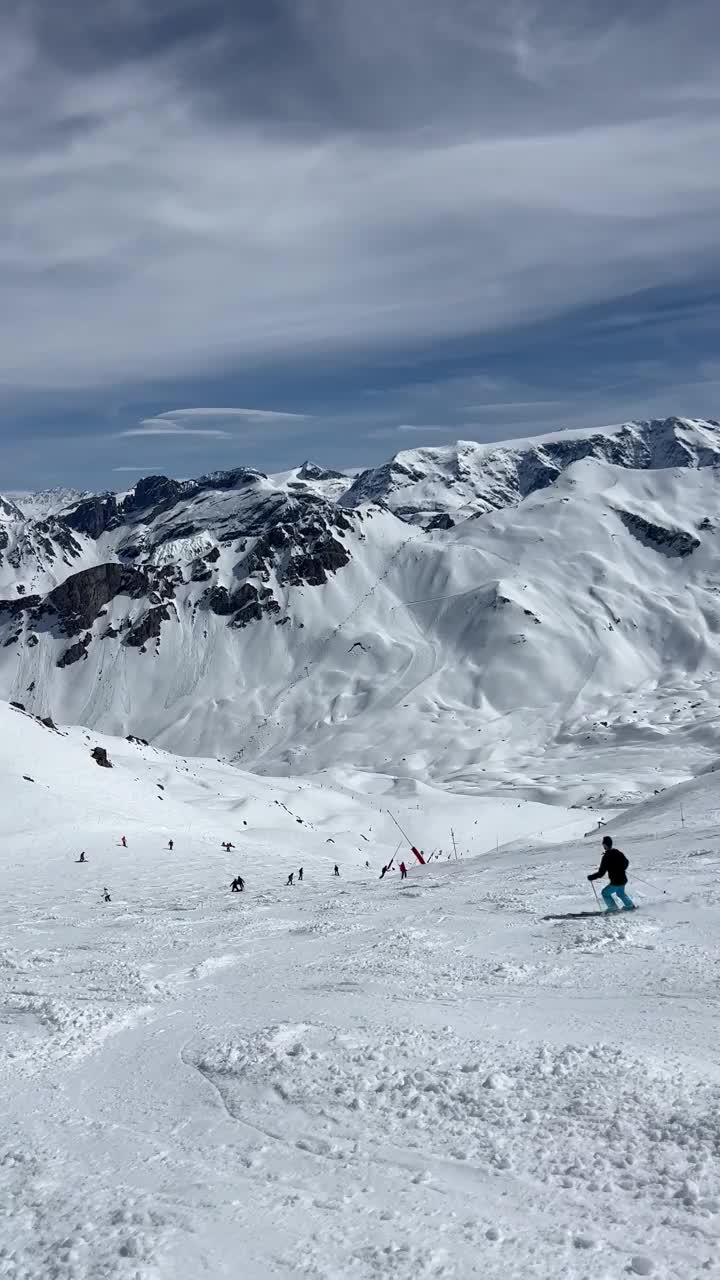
[590,880,601,907]
[632,875,669,896]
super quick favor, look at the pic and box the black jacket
[589,847,628,886]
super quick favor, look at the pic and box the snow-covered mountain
[2,416,720,801]
[342,416,720,525]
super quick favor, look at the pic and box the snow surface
[2,703,719,1278]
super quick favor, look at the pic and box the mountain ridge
[1,416,720,800]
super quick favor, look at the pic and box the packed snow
[2,703,719,1278]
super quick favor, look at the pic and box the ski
[542,910,638,921]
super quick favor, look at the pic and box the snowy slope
[2,704,719,1279]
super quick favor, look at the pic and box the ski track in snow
[2,709,720,1277]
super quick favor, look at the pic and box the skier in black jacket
[588,836,636,912]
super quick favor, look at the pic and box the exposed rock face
[615,510,701,558]
[44,563,152,635]
[91,746,112,768]
[57,634,91,667]
[279,535,350,586]
[231,583,280,627]
[124,604,172,648]
[64,495,118,539]
[297,461,346,481]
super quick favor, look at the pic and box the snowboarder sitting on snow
[588,836,636,912]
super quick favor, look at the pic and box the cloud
[152,407,308,422]
[0,0,718,403]
[117,405,309,439]
[112,465,164,471]
[120,420,232,439]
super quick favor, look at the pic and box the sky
[2,0,720,491]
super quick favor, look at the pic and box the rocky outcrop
[91,746,112,768]
[124,604,172,648]
[230,583,280,627]
[57,633,91,667]
[45,564,152,635]
[615,510,701,558]
[279,535,350,586]
[64,494,119,539]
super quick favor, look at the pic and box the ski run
[1,702,719,1279]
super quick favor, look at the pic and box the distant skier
[168,839,174,852]
[298,868,304,882]
[286,872,294,886]
[380,865,389,879]
[334,864,340,876]
[120,836,127,848]
[231,876,245,892]
[77,851,87,863]
[399,862,408,880]
[588,836,636,912]
[103,887,111,903]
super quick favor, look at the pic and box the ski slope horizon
[2,700,719,1278]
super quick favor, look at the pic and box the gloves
[587,874,594,881]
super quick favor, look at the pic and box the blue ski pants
[601,883,635,911]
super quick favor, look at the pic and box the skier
[103,887,111,903]
[380,864,390,879]
[77,851,87,863]
[399,861,408,880]
[286,872,294,886]
[588,836,636,912]
[298,868,304,882]
[120,836,127,848]
[168,839,174,852]
[334,864,340,877]
[231,876,245,892]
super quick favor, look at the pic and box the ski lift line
[392,583,496,611]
